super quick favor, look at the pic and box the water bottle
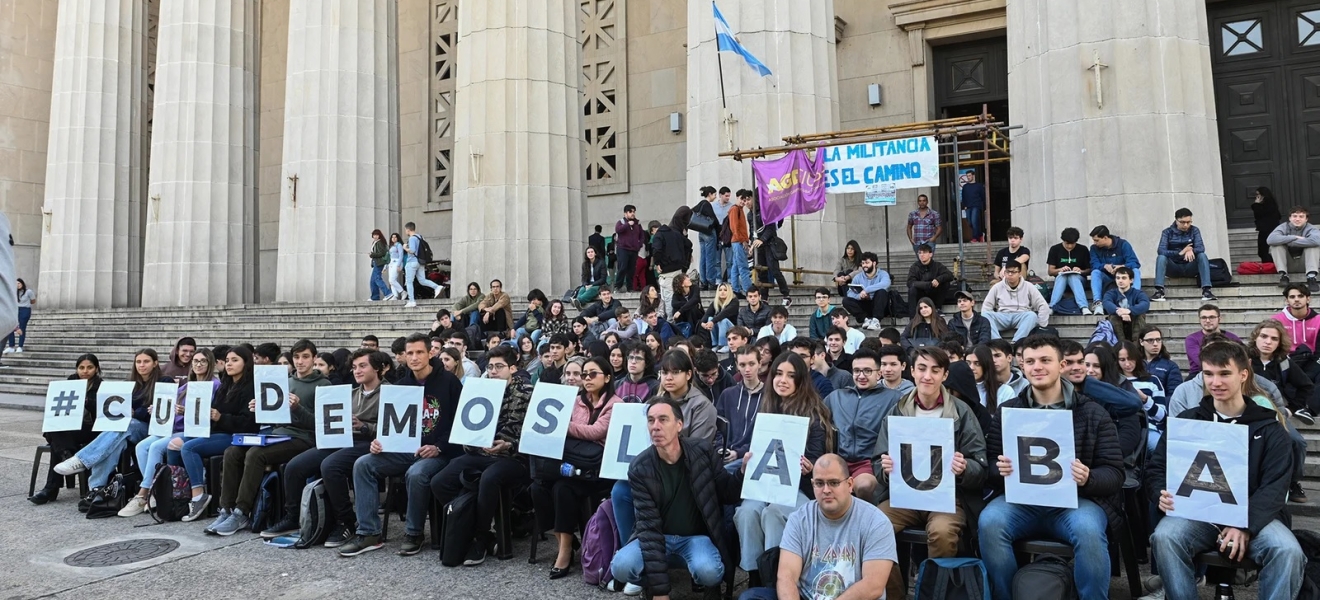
[1214,583,1235,600]
[560,462,580,478]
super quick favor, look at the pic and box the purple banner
[753,149,827,224]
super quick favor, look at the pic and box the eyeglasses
[1200,315,1219,321]
[811,479,846,489]
[1142,337,1163,344]
[1176,219,1193,226]
[487,363,509,371]
[851,368,877,377]
[581,370,605,380]
[627,355,646,363]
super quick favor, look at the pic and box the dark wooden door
[1211,0,1320,226]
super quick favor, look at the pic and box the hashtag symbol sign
[50,390,78,417]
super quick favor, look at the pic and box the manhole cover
[64,539,180,567]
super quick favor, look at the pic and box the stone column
[450,0,585,295]
[276,0,400,302]
[38,0,148,308]
[141,0,258,307]
[1008,0,1228,269]
[686,1,842,276]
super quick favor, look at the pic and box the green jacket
[873,386,988,506]
[370,239,388,267]
[270,371,333,444]
[452,293,485,318]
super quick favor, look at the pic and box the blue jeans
[612,480,635,546]
[352,452,448,536]
[729,242,750,294]
[709,318,733,348]
[77,420,149,487]
[983,311,1040,342]
[1050,272,1089,308]
[405,260,442,301]
[611,535,725,589]
[169,432,233,490]
[1154,253,1211,288]
[978,496,1110,600]
[4,306,30,347]
[699,233,719,285]
[134,434,180,489]
[966,206,984,240]
[1091,267,1141,302]
[369,263,389,300]
[1152,516,1303,600]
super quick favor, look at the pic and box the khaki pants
[879,500,966,600]
[1270,244,1320,276]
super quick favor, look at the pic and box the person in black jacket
[575,246,608,308]
[31,354,102,504]
[749,205,792,306]
[609,398,748,598]
[339,333,463,557]
[947,290,993,346]
[1253,186,1284,263]
[670,273,702,337]
[978,335,1125,600]
[1148,341,1303,600]
[1248,318,1315,417]
[652,206,694,319]
[906,244,954,314]
[700,283,740,351]
[579,286,623,330]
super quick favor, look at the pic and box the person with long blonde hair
[701,282,740,352]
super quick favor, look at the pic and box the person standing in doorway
[1253,186,1283,264]
[906,194,943,254]
[960,171,987,242]
[403,222,444,308]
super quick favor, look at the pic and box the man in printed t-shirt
[739,454,897,600]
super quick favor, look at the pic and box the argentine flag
[713,2,772,77]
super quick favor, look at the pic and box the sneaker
[53,456,87,476]
[397,534,425,556]
[1091,301,1105,316]
[1310,275,1319,294]
[260,516,301,539]
[15,347,22,353]
[338,534,384,557]
[117,496,148,517]
[1150,288,1166,302]
[2,347,11,354]
[571,298,583,310]
[781,297,793,308]
[463,543,487,566]
[324,525,354,548]
[1294,408,1316,426]
[181,493,211,522]
[1290,482,1309,503]
[1201,287,1217,301]
[1280,273,1292,287]
[405,301,417,308]
[213,508,250,536]
[623,582,643,596]
[1081,306,1093,316]
[204,508,233,534]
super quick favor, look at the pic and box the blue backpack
[249,470,281,533]
[914,557,991,600]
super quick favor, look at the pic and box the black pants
[429,453,529,542]
[1258,228,1274,263]
[479,311,510,335]
[282,442,371,525]
[842,292,888,322]
[530,478,613,535]
[41,429,96,492]
[615,248,639,291]
[758,248,789,297]
[908,283,947,316]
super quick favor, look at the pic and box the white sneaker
[2,347,11,354]
[15,347,22,353]
[53,456,87,475]
[622,583,643,596]
[117,496,148,517]
[405,301,417,308]
[1081,306,1093,316]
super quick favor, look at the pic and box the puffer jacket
[1147,397,1293,536]
[1252,356,1314,411]
[873,386,988,507]
[628,437,743,597]
[1146,357,1182,396]
[986,380,1126,529]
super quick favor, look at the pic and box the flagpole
[714,2,728,110]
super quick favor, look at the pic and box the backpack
[1030,326,1060,338]
[148,464,191,523]
[86,473,131,520]
[1294,529,1320,600]
[581,499,620,586]
[769,237,789,262]
[440,469,483,567]
[718,213,733,246]
[914,557,991,600]
[1209,258,1235,286]
[292,479,331,549]
[249,470,281,533]
[1011,556,1075,600]
[1238,261,1277,275]
[1090,319,1119,347]
[1052,295,1082,316]
[412,234,434,264]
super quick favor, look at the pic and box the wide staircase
[5,229,1316,505]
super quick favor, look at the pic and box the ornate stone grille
[428,0,458,211]
[581,0,628,196]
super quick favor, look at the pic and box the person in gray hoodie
[646,349,717,443]
[822,348,901,503]
[1267,206,1320,290]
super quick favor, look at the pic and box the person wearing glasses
[738,454,897,600]
[872,347,987,600]
[1137,326,1182,396]
[1150,208,1217,302]
[428,345,532,566]
[822,348,901,505]
[1183,304,1241,377]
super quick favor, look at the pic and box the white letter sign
[42,379,87,433]
[449,377,507,448]
[742,414,810,507]
[183,381,214,438]
[93,381,135,432]
[518,382,578,459]
[887,416,956,514]
[315,385,354,449]
[148,382,179,438]
[377,386,425,453]
[1002,408,1077,509]
[601,403,650,480]
[254,365,290,424]
[1166,419,1249,528]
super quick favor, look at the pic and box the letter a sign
[1002,408,1077,509]
[887,416,955,514]
[1166,419,1249,528]
[742,414,809,507]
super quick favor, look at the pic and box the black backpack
[148,464,191,523]
[914,557,991,600]
[1294,529,1320,600]
[249,470,281,533]
[1011,556,1075,600]
[413,234,434,264]
[440,470,483,567]
[293,479,331,549]
[1209,258,1235,286]
[86,473,131,520]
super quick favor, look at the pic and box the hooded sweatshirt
[647,384,716,443]
[271,370,333,443]
[398,356,465,457]
[616,374,659,404]
[982,279,1052,326]
[873,386,987,505]
[714,382,765,455]
[823,385,901,462]
[1274,306,1320,353]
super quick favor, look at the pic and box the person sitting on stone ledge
[1088,225,1142,315]
[1268,206,1320,292]
[474,279,514,336]
[1150,207,1217,303]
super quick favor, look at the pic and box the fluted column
[276,0,400,302]
[38,0,148,308]
[450,0,585,295]
[686,0,842,273]
[141,0,258,307]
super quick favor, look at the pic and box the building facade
[0,0,1304,308]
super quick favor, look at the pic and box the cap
[954,290,975,303]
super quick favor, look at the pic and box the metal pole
[884,207,891,276]
[714,3,728,110]
[982,104,993,266]
[790,215,801,285]
[953,133,965,290]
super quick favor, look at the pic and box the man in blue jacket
[1151,208,1217,303]
[1103,267,1151,342]
[823,349,901,504]
[842,252,892,331]
[1089,225,1141,315]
